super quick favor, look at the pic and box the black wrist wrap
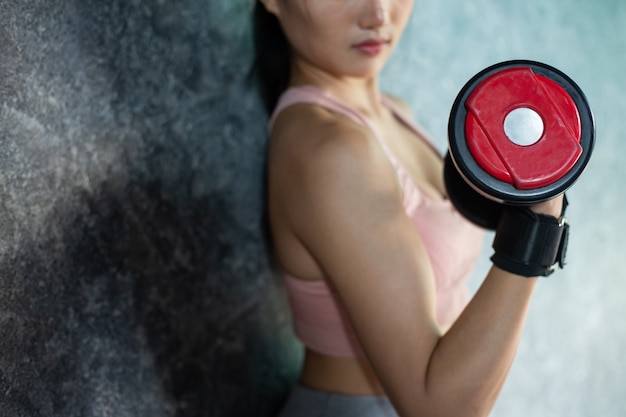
[491,198,569,277]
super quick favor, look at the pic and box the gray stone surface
[0,1,299,416]
[1,0,625,416]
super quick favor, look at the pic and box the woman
[254,1,566,416]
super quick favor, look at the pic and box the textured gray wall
[0,1,299,416]
[1,0,624,417]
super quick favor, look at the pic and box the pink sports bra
[269,86,483,357]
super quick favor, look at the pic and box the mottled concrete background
[0,0,624,417]
[0,1,299,416]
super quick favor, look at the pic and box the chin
[348,64,387,79]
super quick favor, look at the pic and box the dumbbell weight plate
[445,60,595,229]
[447,60,595,206]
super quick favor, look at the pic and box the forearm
[423,266,538,417]
[415,199,567,415]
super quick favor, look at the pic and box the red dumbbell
[444,60,595,229]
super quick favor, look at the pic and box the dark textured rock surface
[0,1,300,416]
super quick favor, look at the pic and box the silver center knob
[503,107,544,146]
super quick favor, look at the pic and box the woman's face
[264,0,414,79]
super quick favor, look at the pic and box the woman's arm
[269,106,561,417]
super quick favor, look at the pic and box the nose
[359,0,388,30]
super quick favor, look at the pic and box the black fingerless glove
[491,196,569,277]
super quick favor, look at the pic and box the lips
[354,39,389,56]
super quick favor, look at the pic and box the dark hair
[252,2,291,114]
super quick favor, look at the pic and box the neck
[289,60,387,119]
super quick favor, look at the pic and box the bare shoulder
[269,103,397,197]
[267,103,403,255]
[270,103,377,157]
